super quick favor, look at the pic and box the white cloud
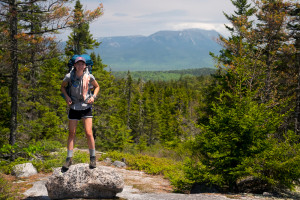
[171,22,231,37]
[57,0,236,40]
[136,9,188,19]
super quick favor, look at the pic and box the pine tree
[207,0,258,121]
[215,0,256,64]
[141,81,160,146]
[129,80,145,144]
[64,0,102,56]
[0,0,73,152]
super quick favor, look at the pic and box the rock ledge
[45,163,124,199]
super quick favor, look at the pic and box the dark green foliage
[215,0,256,65]
[187,92,288,191]
[18,58,68,142]
[88,61,203,152]
[112,68,216,81]
[65,0,100,56]
[90,54,134,151]
[100,150,182,177]
[184,0,300,193]
[240,130,300,191]
[100,151,195,193]
[0,146,89,174]
[0,85,10,145]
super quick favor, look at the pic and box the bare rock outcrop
[11,163,38,178]
[113,160,126,168]
[45,163,124,199]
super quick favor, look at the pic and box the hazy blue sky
[59,0,235,40]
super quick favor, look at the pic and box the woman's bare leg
[83,117,96,168]
[67,119,78,150]
[82,117,95,150]
[63,119,78,169]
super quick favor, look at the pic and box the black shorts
[68,108,93,120]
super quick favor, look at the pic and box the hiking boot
[89,156,96,169]
[62,157,72,170]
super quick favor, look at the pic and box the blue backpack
[68,54,93,73]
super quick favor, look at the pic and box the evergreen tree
[18,58,69,142]
[0,0,73,152]
[186,0,300,192]
[254,0,295,103]
[130,80,145,144]
[125,71,133,128]
[7,0,18,147]
[289,1,300,133]
[206,0,257,125]
[90,54,133,151]
[141,81,160,146]
[64,0,102,56]
[213,0,256,64]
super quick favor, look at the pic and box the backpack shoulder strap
[70,70,76,83]
[66,70,76,97]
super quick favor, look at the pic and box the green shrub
[167,162,194,193]
[0,144,20,159]
[0,147,91,174]
[22,142,45,159]
[137,142,191,162]
[72,150,89,164]
[0,142,47,160]
[32,149,89,173]
[101,151,179,175]
[40,140,63,152]
[100,151,189,192]
[0,142,63,174]
[0,157,27,174]
[240,130,300,191]
[185,94,299,192]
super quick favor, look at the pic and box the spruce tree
[254,0,296,103]
[0,0,73,152]
[215,0,256,64]
[64,0,101,56]
[141,81,160,146]
[125,71,133,128]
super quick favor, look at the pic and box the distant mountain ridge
[92,29,222,71]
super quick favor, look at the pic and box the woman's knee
[68,130,76,138]
[85,131,94,139]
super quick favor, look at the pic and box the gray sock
[89,149,96,157]
[67,150,73,158]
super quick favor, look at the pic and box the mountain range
[91,29,222,71]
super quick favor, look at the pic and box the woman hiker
[61,56,100,169]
